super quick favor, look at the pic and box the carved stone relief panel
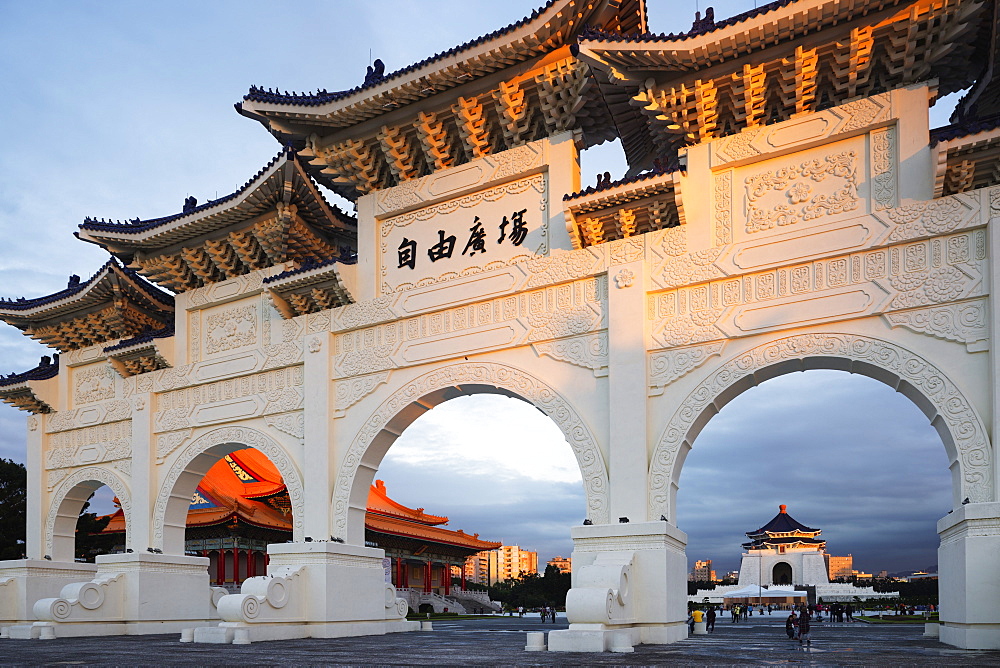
[45,420,132,474]
[648,229,986,346]
[46,399,131,433]
[333,277,607,378]
[203,303,258,357]
[884,298,989,352]
[647,341,726,396]
[648,226,724,291]
[735,137,865,242]
[154,366,304,432]
[74,365,116,406]
[532,331,609,377]
[378,174,548,294]
[711,92,891,166]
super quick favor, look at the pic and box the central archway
[333,362,609,544]
[648,332,992,523]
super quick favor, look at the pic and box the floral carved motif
[334,372,392,417]
[884,299,989,351]
[648,342,726,395]
[614,269,635,289]
[649,227,724,290]
[870,126,896,211]
[155,429,192,462]
[152,426,304,549]
[333,363,609,539]
[46,466,132,556]
[744,151,859,234]
[74,366,116,405]
[648,333,993,522]
[205,305,257,354]
[532,332,609,377]
[265,412,305,440]
[884,194,976,242]
[714,171,732,246]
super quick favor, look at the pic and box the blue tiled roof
[241,1,561,107]
[0,258,174,311]
[578,0,795,44]
[262,255,358,285]
[78,147,355,235]
[103,325,175,353]
[930,113,1000,145]
[564,158,679,202]
[0,355,59,387]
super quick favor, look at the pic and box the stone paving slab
[2,615,999,666]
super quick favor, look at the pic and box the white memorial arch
[1,0,998,651]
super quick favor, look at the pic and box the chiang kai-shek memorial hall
[2,0,1000,652]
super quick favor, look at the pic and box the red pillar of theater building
[216,550,225,585]
[461,564,467,591]
[444,564,451,596]
[246,549,254,578]
[232,547,240,583]
[396,558,405,589]
[424,561,432,593]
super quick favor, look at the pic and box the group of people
[538,606,558,623]
[727,603,772,621]
[785,604,829,647]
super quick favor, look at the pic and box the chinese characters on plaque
[397,208,528,270]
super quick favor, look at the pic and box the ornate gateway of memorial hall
[1,0,1000,651]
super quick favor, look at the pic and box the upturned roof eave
[0,259,174,321]
[238,0,594,118]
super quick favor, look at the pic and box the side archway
[46,466,132,562]
[333,362,609,543]
[648,332,992,522]
[152,426,304,553]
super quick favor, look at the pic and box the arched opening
[374,394,584,609]
[181,449,290,591]
[335,363,608,547]
[335,363,604,615]
[675,366,952,604]
[153,427,304,557]
[46,468,130,563]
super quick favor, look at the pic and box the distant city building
[692,559,716,582]
[548,556,572,574]
[486,545,538,583]
[825,553,854,580]
[878,570,889,578]
[463,553,491,586]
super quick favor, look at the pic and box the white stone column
[606,258,648,521]
[25,413,44,560]
[302,331,334,542]
[937,502,1000,649]
[129,393,154,553]
[989,206,1000,504]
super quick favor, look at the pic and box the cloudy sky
[0,1,959,575]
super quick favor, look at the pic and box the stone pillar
[25,413,44,560]
[937,502,1000,649]
[444,565,451,596]
[424,561,432,594]
[303,331,333,543]
[129,393,154,554]
[606,258,648,521]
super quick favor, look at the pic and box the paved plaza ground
[3,613,1000,666]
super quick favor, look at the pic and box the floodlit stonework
[1,0,999,652]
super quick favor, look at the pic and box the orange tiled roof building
[102,448,498,594]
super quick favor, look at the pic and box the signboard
[379,174,548,294]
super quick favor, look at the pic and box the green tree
[75,497,116,562]
[0,459,27,559]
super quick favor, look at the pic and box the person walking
[707,607,716,633]
[798,610,812,647]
